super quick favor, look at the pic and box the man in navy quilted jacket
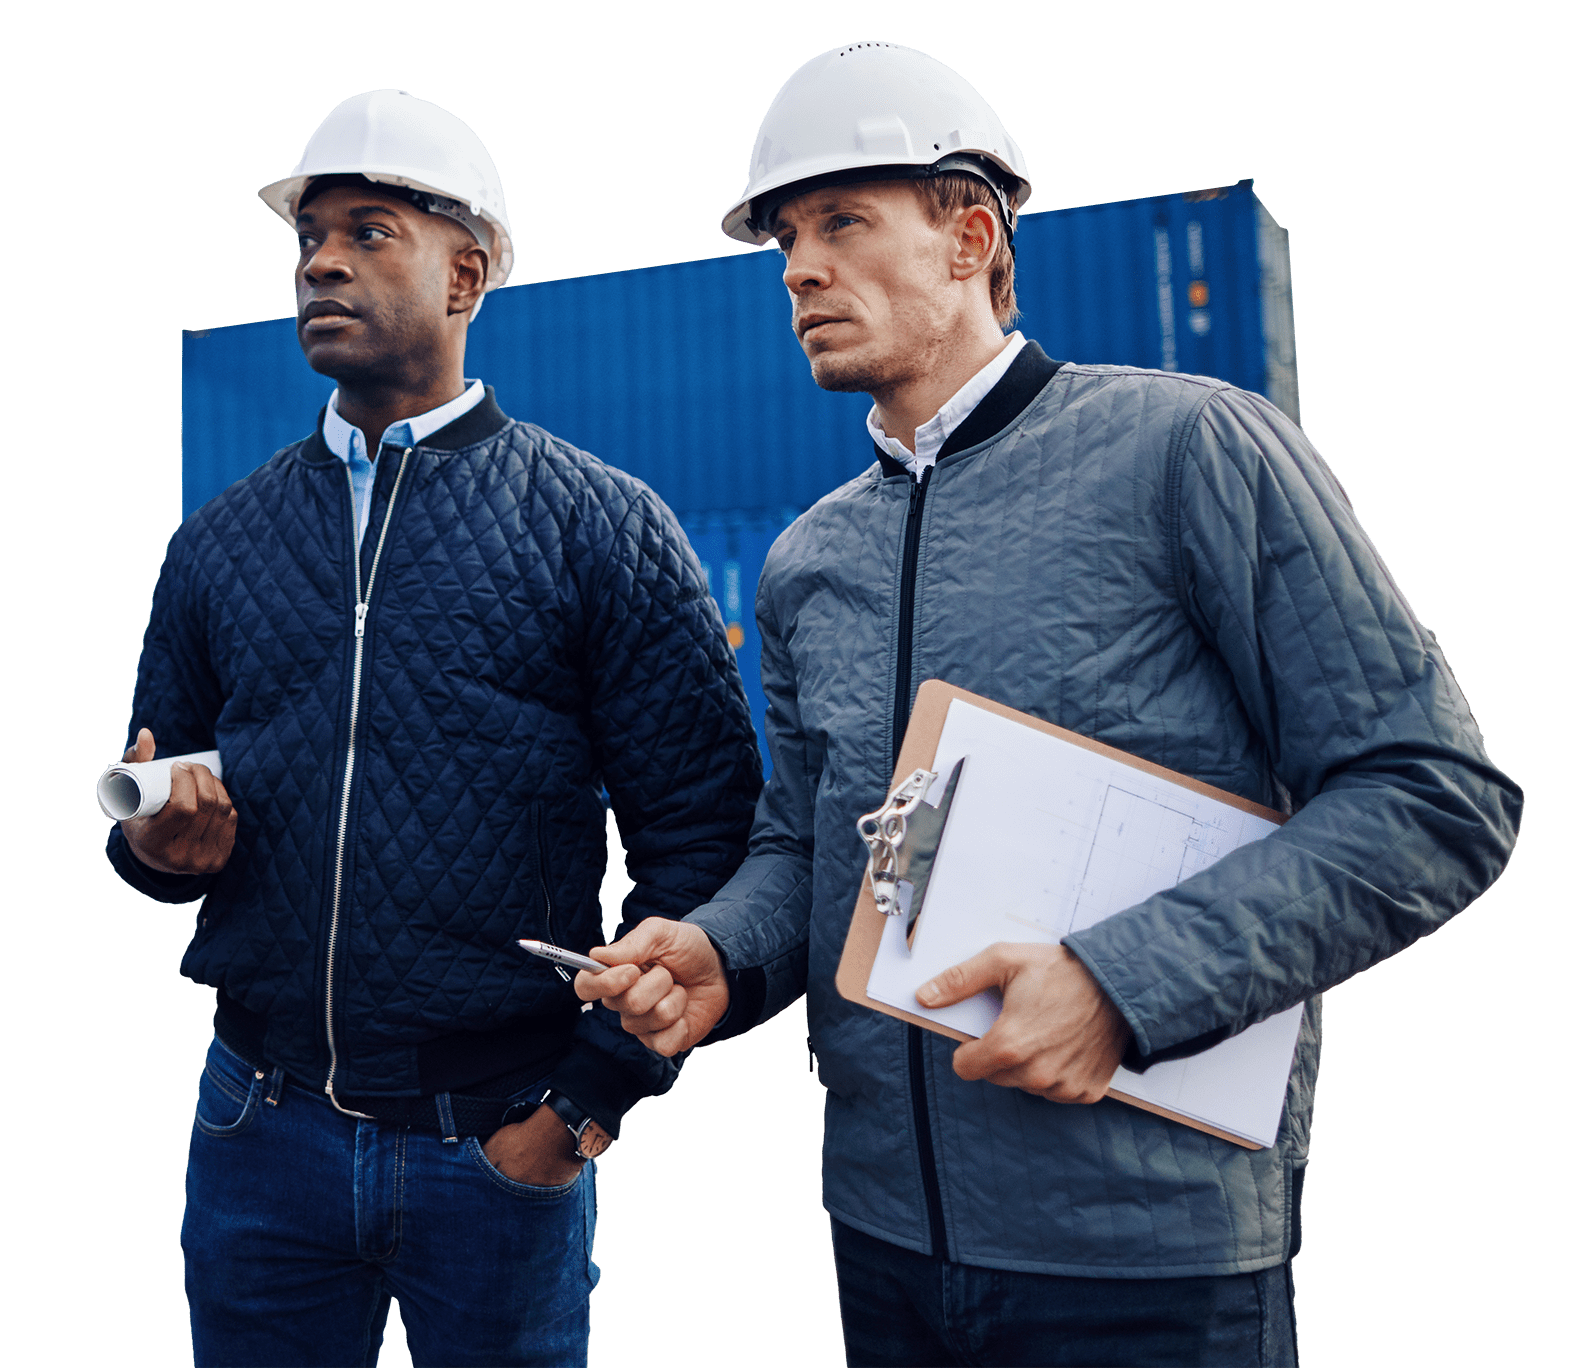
[106,91,761,1367]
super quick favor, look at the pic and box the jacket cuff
[699,954,768,1047]
[546,1038,649,1142]
[1118,1025,1235,1073]
[106,827,213,904]
[1064,932,1237,1071]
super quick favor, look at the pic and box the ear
[949,203,1001,284]
[447,243,490,318]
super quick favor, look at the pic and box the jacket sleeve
[105,523,226,905]
[1065,387,1522,1061]
[683,577,816,1041]
[546,483,764,1135]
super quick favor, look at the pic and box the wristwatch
[540,1089,612,1160]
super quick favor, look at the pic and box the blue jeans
[832,1218,1297,1367]
[182,1036,598,1367]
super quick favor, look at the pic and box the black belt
[214,1006,556,1140]
[272,1056,549,1139]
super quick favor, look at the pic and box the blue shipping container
[182,179,1296,769]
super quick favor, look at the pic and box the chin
[809,351,886,395]
[301,337,375,384]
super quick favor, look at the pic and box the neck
[873,316,1008,451]
[335,364,468,456]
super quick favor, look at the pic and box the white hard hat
[260,89,514,292]
[723,42,1031,246]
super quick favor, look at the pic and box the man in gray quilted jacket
[579,43,1521,1368]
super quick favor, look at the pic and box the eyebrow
[772,195,868,234]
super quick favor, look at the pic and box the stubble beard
[809,350,892,394]
[808,332,929,401]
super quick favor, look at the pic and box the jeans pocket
[194,1038,265,1138]
[465,1136,585,1199]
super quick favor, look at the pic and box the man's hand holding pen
[574,918,730,1056]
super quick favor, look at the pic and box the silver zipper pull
[354,601,368,639]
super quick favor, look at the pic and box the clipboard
[836,679,1291,1150]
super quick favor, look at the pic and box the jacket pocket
[534,803,557,947]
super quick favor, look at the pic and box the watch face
[575,1121,612,1160]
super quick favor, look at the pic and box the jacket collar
[873,340,1063,478]
[300,385,513,463]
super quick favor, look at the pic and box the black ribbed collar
[300,385,513,464]
[874,340,1064,478]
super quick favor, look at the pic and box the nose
[302,235,352,287]
[781,228,831,296]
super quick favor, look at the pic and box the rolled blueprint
[96,750,223,821]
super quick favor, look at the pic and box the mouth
[797,314,849,342]
[300,300,359,332]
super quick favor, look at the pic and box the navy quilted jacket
[108,389,762,1133]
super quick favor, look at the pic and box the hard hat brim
[722,151,1032,246]
[259,169,514,291]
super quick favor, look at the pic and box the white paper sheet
[96,750,223,821]
[866,698,1303,1147]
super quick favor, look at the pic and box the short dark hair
[910,172,1019,328]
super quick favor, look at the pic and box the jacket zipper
[536,806,566,981]
[892,470,949,1260]
[323,446,413,1117]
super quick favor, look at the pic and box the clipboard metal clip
[856,758,965,938]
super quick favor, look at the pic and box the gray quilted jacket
[688,344,1520,1276]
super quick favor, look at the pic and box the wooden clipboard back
[835,679,1285,1149]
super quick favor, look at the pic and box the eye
[355,223,392,244]
[775,231,795,256]
[827,214,861,233]
[296,233,319,254]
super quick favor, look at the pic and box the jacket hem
[825,1205,1291,1279]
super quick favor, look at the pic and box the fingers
[950,1028,1023,1085]
[128,760,237,874]
[916,945,1012,1009]
[636,1014,700,1058]
[971,1055,1114,1104]
[951,1037,1108,1102]
[122,727,155,765]
[625,980,689,1037]
[600,965,688,1035]
[588,916,680,969]
[572,962,641,1003]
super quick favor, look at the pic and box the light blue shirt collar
[323,379,485,546]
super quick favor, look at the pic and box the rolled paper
[97,750,223,821]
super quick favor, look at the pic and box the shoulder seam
[1163,386,1232,626]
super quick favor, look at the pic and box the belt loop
[265,1066,285,1108]
[435,1091,460,1144]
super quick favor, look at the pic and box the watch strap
[541,1088,588,1134]
[541,1088,607,1159]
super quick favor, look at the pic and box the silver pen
[518,938,607,974]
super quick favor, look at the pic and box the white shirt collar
[867,332,1027,480]
[323,378,486,469]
